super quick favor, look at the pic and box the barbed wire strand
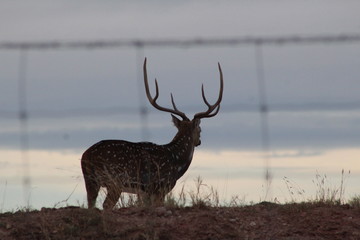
[1,33,360,207]
[1,33,360,50]
[1,33,360,119]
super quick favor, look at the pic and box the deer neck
[164,129,196,178]
[167,128,196,163]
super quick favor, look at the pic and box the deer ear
[171,114,181,127]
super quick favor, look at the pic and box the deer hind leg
[103,186,121,210]
[83,176,100,209]
[81,157,101,208]
[137,192,151,206]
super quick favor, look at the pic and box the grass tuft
[164,176,220,208]
[348,195,360,208]
[283,176,306,203]
[188,176,219,208]
[312,169,350,205]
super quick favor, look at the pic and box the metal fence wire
[1,33,360,205]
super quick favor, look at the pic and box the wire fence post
[18,48,31,208]
[135,43,150,141]
[255,42,272,201]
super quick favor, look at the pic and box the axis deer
[81,58,223,209]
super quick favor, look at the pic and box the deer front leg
[103,186,121,210]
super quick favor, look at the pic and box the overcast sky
[1,0,360,210]
[1,1,360,40]
[0,1,360,153]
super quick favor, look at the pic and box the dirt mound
[1,203,359,240]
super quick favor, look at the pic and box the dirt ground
[0,202,359,240]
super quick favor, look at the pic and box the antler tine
[194,62,224,119]
[153,79,159,101]
[170,93,180,112]
[143,58,189,120]
[201,84,211,107]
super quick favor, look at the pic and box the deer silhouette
[81,58,223,209]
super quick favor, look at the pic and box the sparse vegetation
[180,176,220,208]
[282,169,352,206]
[348,195,360,208]
[1,172,359,239]
[283,176,306,203]
[312,169,350,205]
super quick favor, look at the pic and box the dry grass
[282,169,352,206]
[312,169,350,205]
[283,176,306,203]
[160,176,220,208]
[1,169,358,214]
[348,195,360,208]
[81,169,357,209]
[1,171,360,240]
[101,169,358,209]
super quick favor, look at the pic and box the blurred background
[1,1,360,210]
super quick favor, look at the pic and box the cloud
[2,1,360,41]
[267,150,323,159]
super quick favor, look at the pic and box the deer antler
[194,63,224,119]
[143,58,189,120]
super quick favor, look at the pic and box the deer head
[81,58,223,209]
[143,58,223,147]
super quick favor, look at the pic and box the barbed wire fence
[1,33,360,206]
